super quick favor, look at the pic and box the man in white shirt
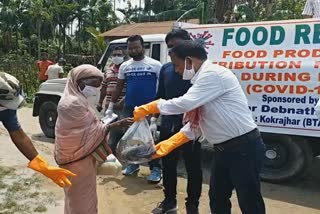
[45,58,65,80]
[106,35,163,183]
[302,0,320,18]
[133,41,266,214]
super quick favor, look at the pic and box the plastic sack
[117,118,156,164]
[97,154,122,176]
[101,112,118,124]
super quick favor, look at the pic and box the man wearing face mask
[97,47,127,154]
[153,29,202,214]
[133,41,266,214]
[108,35,163,182]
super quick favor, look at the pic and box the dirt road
[0,108,320,214]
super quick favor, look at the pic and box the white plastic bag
[117,118,156,164]
[97,154,122,176]
[101,113,118,124]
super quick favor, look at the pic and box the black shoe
[152,199,178,214]
[186,205,199,214]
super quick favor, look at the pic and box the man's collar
[191,60,209,84]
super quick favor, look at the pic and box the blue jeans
[122,106,161,170]
[209,130,266,214]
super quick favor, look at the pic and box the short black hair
[170,40,207,60]
[165,29,191,44]
[58,58,66,64]
[127,35,144,46]
[113,46,124,52]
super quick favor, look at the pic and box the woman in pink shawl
[54,64,133,214]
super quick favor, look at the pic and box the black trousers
[160,125,202,207]
[209,130,266,214]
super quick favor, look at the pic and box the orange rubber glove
[133,100,160,121]
[153,131,190,159]
[28,155,77,188]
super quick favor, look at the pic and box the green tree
[85,26,106,55]
[50,0,78,55]
[25,0,52,58]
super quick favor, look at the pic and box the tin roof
[101,19,199,38]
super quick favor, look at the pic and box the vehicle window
[151,44,161,61]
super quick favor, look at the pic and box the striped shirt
[302,0,320,18]
[102,65,126,104]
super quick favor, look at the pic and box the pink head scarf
[54,64,106,165]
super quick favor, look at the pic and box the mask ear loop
[185,58,194,71]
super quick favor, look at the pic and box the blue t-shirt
[118,57,162,108]
[0,109,21,132]
[156,63,192,128]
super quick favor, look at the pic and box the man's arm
[45,67,49,76]
[37,62,41,72]
[98,85,107,105]
[111,79,125,103]
[58,67,64,78]
[157,70,224,115]
[153,64,166,118]
[2,110,37,160]
[111,63,126,105]
[97,73,108,111]
[153,122,200,159]
[114,96,125,111]
[9,129,38,161]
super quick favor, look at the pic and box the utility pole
[139,0,142,22]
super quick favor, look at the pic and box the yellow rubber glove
[153,131,190,159]
[28,155,77,188]
[133,100,160,121]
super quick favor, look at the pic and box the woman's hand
[117,118,134,128]
[109,118,134,130]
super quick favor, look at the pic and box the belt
[213,128,260,152]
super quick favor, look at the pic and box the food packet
[117,119,156,164]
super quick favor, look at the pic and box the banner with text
[186,19,320,137]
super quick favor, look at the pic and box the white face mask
[183,59,195,80]
[81,85,99,98]
[112,56,124,65]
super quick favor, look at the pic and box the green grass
[0,166,15,180]
[2,200,17,210]
[0,180,8,189]
[25,102,34,108]
[30,191,40,198]
[34,205,47,213]
[7,182,25,193]
[0,166,51,214]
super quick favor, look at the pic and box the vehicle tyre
[260,135,313,183]
[39,101,57,138]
